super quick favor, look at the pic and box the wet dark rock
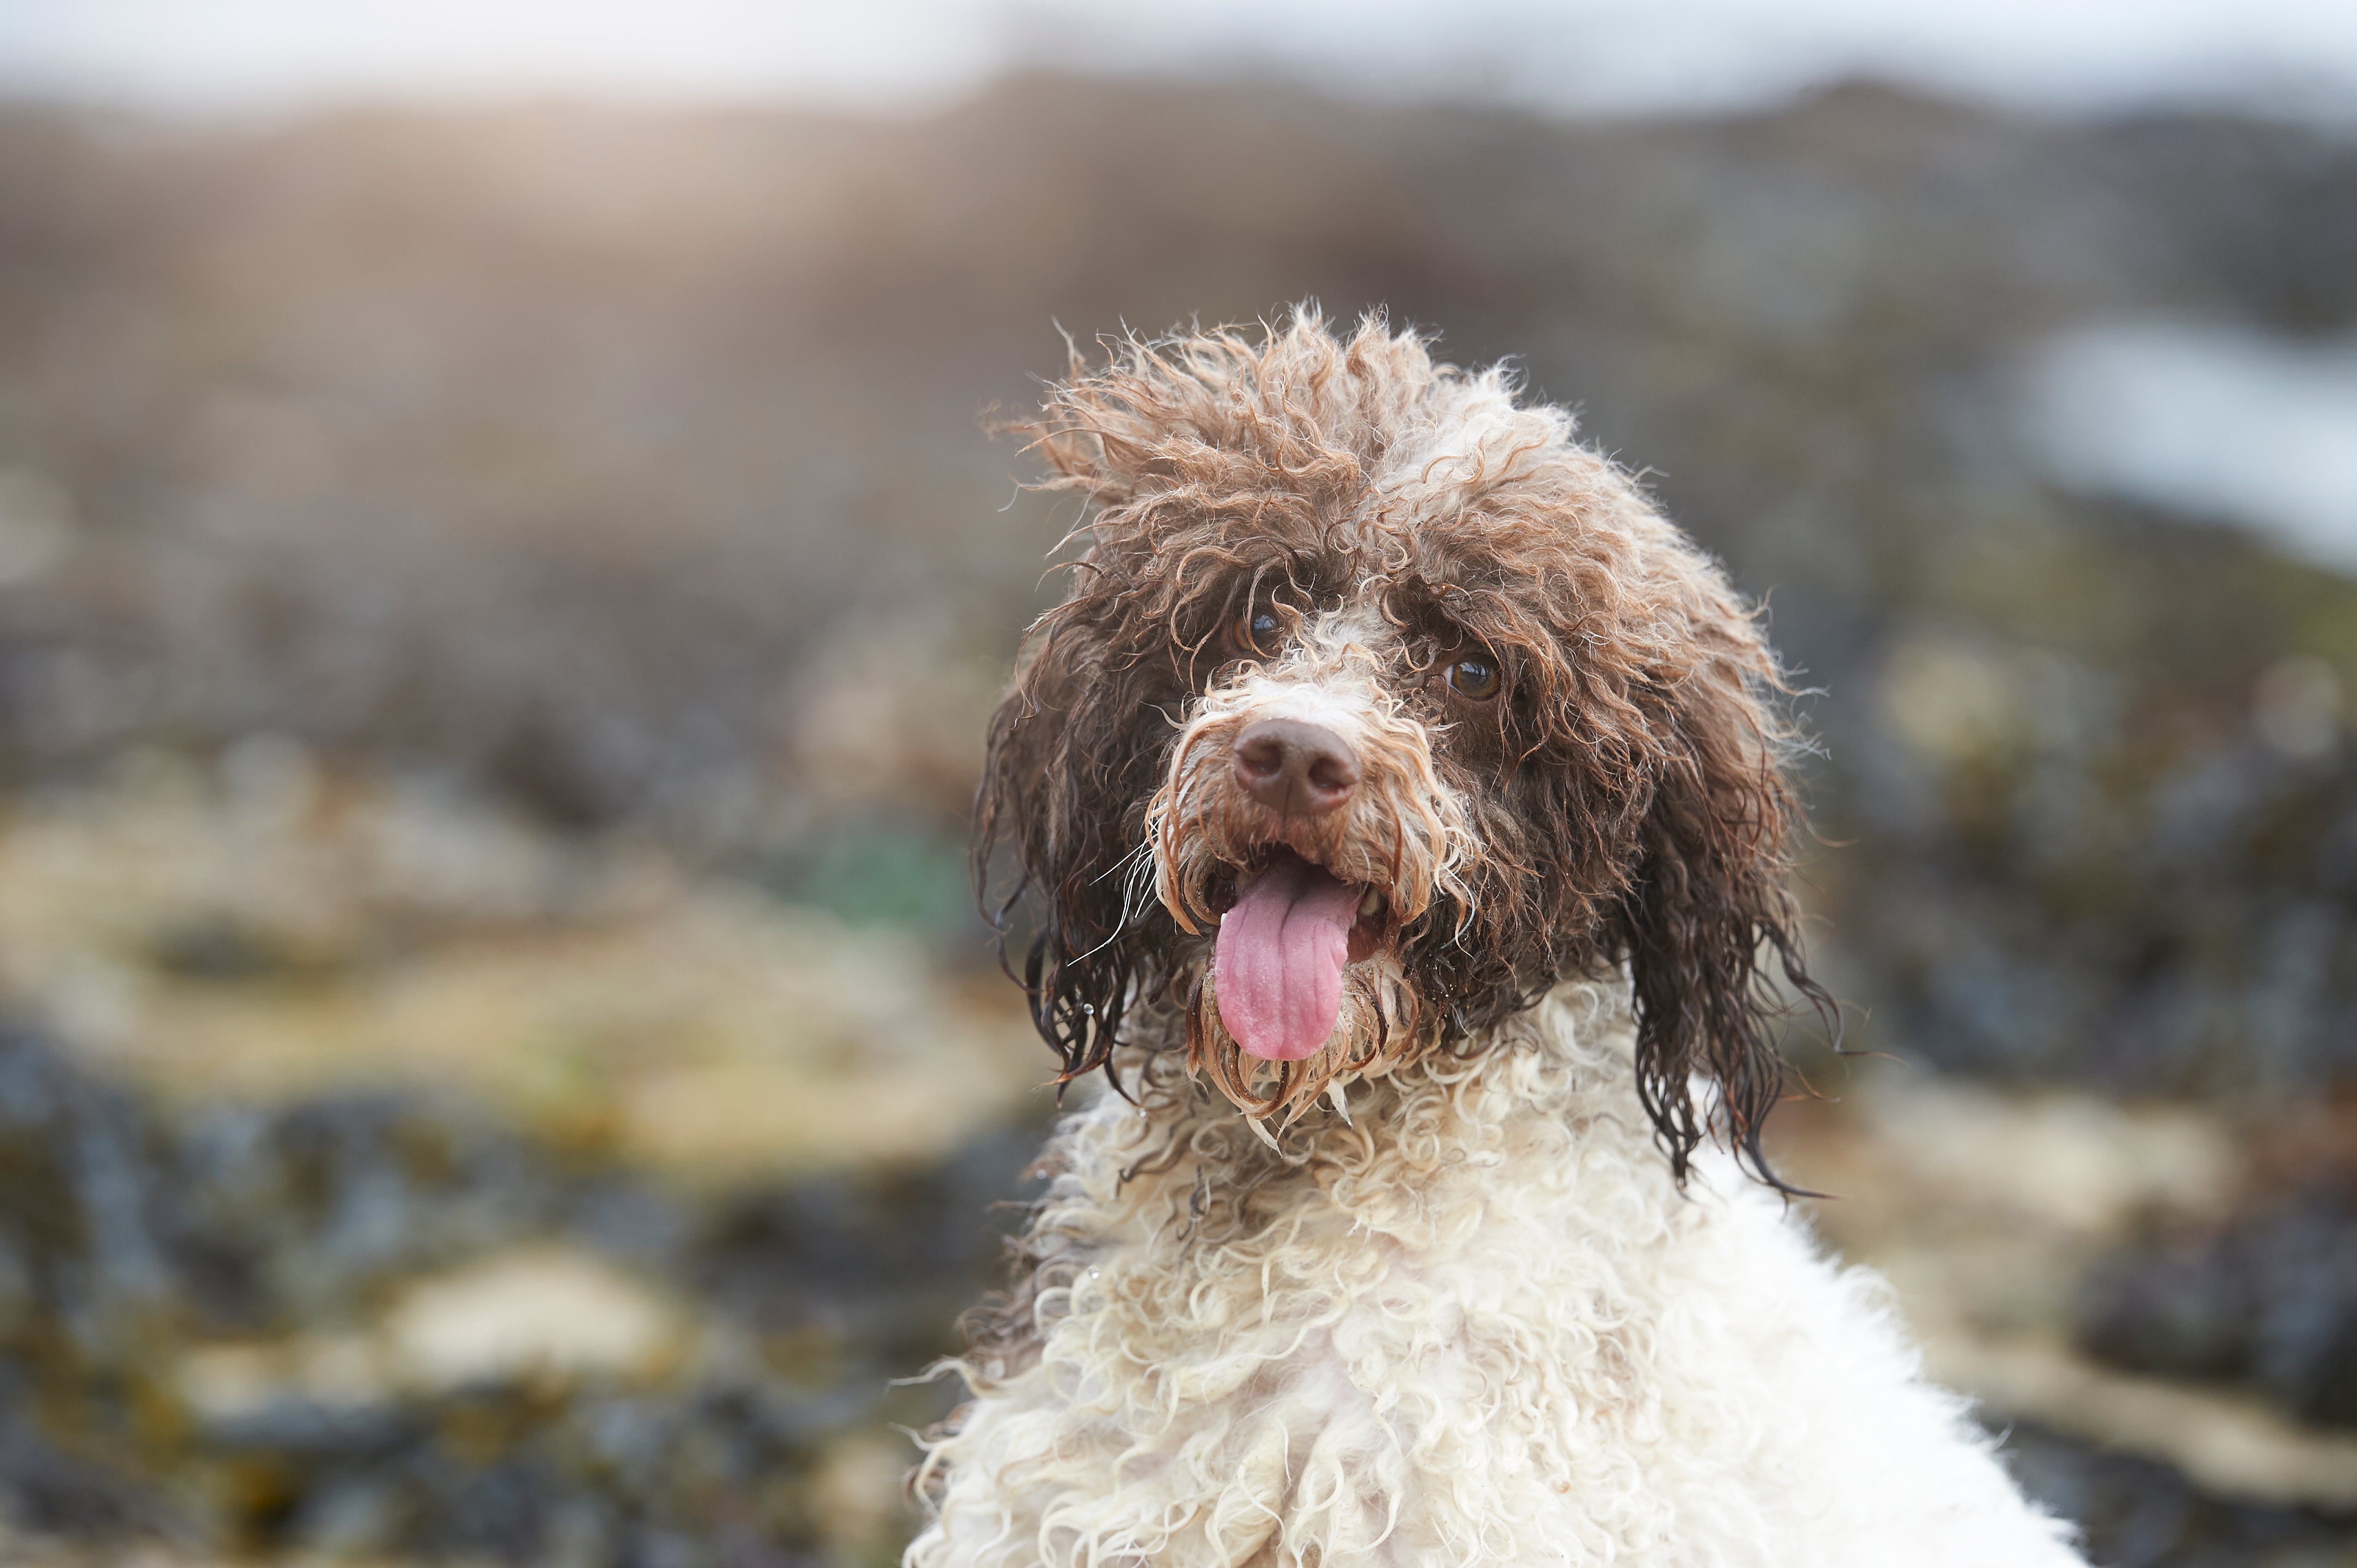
[2081,1179,2357,1429]
[0,1023,1031,1564]
[691,1125,1038,1354]
[202,1398,422,1463]
[144,917,340,984]
[0,1415,188,1544]
[165,1091,573,1332]
[1998,1419,2357,1568]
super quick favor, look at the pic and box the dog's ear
[974,610,1169,1089]
[1612,638,1828,1189]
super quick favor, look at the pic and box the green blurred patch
[782,817,975,939]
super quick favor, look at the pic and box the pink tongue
[1213,854,1362,1061]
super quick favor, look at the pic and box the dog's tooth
[1358,888,1384,916]
[1326,1080,1353,1125]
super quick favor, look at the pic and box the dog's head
[977,310,1823,1182]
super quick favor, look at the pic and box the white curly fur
[906,979,2087,1567]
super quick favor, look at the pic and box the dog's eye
[1234,604,1283,656]
[1446,655,1502,701]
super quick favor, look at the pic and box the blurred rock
[1853,1070,2241,1236]
[2002,1419,2357,1568]
[1942,1331,2357,1511]
[1778,1067,2357,1516]
[0,1023,1038,1565]
[2082,1175,2357,1432]
[0,769,1045,1179]
[384,1247,685,1393]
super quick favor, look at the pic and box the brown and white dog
[906,311,2084,1568]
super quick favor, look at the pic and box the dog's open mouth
[1212,847,1392,1062]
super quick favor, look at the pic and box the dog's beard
[1186,949,1423,1125]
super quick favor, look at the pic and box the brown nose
[1232,718,1360,817]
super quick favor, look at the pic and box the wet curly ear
[973,614,1174,1090]
[1612,652,1831,1191]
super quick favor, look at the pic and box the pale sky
[2029,325,2357,575]
[0,0,2353,120]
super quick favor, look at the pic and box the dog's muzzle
[1151,657,1467,1095]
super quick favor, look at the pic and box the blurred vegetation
[0,72,2353,1565]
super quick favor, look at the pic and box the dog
[906,310,2086,1567]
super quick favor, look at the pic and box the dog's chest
[994,1055,1734,1565]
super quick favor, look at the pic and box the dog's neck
[1047,975,1678,1264]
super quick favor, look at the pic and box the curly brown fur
[975,306,1829,1185]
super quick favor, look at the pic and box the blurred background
[0,1,2354,1563]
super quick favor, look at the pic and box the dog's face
[978,312,1820,1180]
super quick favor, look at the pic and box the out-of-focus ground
[0,74,2355,1566]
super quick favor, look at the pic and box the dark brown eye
[1234,603,1283,655]
[1445,654,1501,701]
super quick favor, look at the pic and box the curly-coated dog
[907,310,2085,1567]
